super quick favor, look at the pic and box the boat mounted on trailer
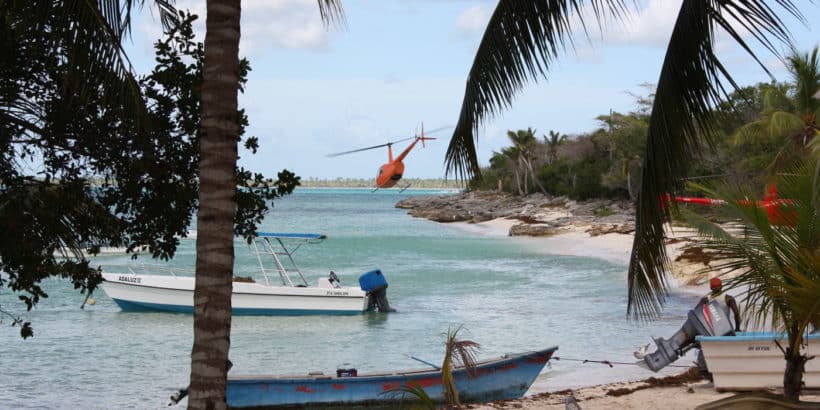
[99,232,394,315]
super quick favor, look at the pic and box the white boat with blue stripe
[100,232,394,315]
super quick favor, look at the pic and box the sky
[126,1,820,180]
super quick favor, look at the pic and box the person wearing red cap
[703,276,742,332]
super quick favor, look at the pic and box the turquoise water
[1,188,701,409]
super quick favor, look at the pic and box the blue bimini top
[256,232,327,240]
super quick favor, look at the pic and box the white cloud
[241,0,333,53]
[138,0,335,57]
[454,5,492,39]
[603,0,677,48]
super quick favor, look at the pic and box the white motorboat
[696,331,820,391]
[100,232,394,315]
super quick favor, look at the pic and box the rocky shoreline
[396,191,716,287]
[396,191,636,237]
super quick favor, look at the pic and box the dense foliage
[0,12,298,338]
[469,81,796,201]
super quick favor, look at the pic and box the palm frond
[626,0,801,319]
[787,46,820,116]
[10,0,179,132]
[768,111,805,137]
[444,0,630,181]
[381,381,435,410]
[810,131,820,158]
[440,325,480,406]
[317,0,346,28]
[733,120,769,145]
[678,155,819,338]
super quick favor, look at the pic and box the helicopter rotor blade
[326,137,414,157]
[420,125,453,136]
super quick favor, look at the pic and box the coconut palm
[676,155,819,399]
[441,1,804,319]
[734,47,819,153]
[501,146,524,194]
[544,130,567,164]
[507,130,531,194]
[186,1,344,407]
[507,128,548,195]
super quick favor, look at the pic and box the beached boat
[225,346,558,408]
[100,232,394,315]
[696,331,820,391]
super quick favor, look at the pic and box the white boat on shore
[696,331,820,391]
[100,232,394,315]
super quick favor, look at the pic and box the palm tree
[500,146,524,194]
[677,155,819,400]
[506,130,531,194]
[441,1,804,319]
[186,1,344,407]
[734,47,819,152]
[544,130,567,164]
[507,128,548,195]
[186,1,243,407]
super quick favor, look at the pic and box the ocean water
[1,188,702,409]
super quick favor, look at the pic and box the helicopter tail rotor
[418,123,438,148]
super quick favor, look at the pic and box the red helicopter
[328,124,447,191]
[668,183,796,226]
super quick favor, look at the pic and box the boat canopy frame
[251,232,327,287]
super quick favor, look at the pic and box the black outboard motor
[642,299,735,372]
[358,269,395,313]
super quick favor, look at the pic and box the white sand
[471,379,820,409]
[449,217,634,265]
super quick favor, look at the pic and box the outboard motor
[358,269,395,313]
[642,299,734,372]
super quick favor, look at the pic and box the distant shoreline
[395,191,715,289]
[295,186,462,192]
[299,178,463,189]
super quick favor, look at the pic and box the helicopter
[327,124,449,192]
[668,183,796,226]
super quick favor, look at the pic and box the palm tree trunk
[783,325,807,401]
[188,0,241,408]
[513,166,522,195]
[524,158,547,195]
[519,156,529,195]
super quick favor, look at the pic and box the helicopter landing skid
[398,183,411,193]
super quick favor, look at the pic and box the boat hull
[226,347,558,408]
[100,273,369,315]
[697,332,820,391]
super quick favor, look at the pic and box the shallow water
[1,188,701,409]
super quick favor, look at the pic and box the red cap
[710,277,722,290]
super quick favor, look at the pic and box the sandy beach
[446,215,819,409]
